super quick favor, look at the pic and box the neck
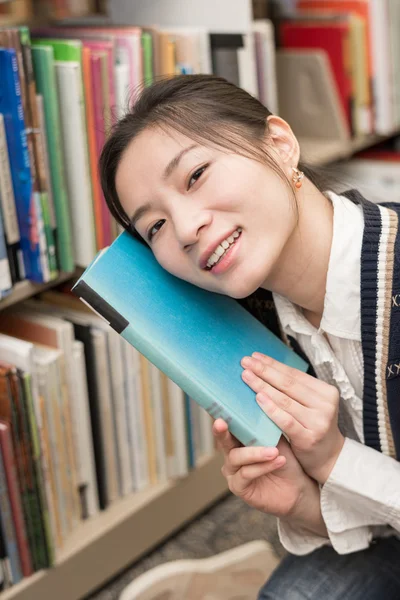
[262,178,334,327]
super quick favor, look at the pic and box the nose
[172,205,213,250]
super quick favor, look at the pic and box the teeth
[206,228,242,269]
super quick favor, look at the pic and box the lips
[199,228,241,270]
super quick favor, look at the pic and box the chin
[222,276,265,300]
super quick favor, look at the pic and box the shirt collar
[273,191,364,342]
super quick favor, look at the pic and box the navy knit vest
[238,189,400,461]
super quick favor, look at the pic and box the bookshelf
[299,131,400,166]
[0,271,77,311]
[0,454,226,600]
[1,1,400,599]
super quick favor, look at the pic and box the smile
[206,228,242,270]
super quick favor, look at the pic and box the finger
[241,357,318,408]
[231,456,286,495]
[242,369,310,426]
[256,393,308,442]
[213,419,241,455]
[249,352,331,396]
[229,445,279,469]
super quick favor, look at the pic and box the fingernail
[242,369,252,380]
[257,392,270,405]
[241,356,252,367]
[262,447,276,459]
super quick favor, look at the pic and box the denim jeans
[258,536,400,600]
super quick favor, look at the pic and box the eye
[147,219,165,242]
[188,165,207,190]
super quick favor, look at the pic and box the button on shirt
[273,191,400,555]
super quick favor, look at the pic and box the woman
[100,74,400,599]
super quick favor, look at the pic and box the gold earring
[291,166,304,189]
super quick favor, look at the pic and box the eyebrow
[130,202,152,230]
[129,144,199,228]
[162,144,198,180]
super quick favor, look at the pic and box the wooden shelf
[0,271,77,312]
[299,131,400,166]
[0,453,227,600]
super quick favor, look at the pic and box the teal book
[72,232,308,448]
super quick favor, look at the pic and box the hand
[213,418,322,523]
[241,352,345,485]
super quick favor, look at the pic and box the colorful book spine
[0,48,44,282]
[0,440,23,585]
[19,26,58,280]
[0,113,22,284]
[31,44,74,273]
[21,373,54,566]
[0,201,12,299]
[0,421,32,577]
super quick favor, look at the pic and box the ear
[265,115,301,173]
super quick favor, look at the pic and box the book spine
[14,371,50,570]
[31,46,74,273]
[0,113,22,284]
[35,371,63,551]
[184,393,195,469]
[21,374,55,566]
[0,48,43,282]
[0,205,13,299]
[0,424,33,577]
[0,442,23,584]
[35,94,58,275]
[16,28,50,282]
[0,513,12,590]
[0,370,38,571]
[90,54,112,247]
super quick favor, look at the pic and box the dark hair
[100,74,329,242]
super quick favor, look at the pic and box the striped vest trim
[342,190,400,459]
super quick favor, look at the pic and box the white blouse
[273,191,400,555]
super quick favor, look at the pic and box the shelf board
[0,453,227,600]
[299,130,400,166]
[0,271,77,311]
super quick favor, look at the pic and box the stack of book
[0,287,216,590]
[279,0,400,136]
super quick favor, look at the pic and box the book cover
[72,232,308,448]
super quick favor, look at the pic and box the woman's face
[115,119,299,299]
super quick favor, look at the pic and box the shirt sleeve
[277,437,400,555]
[277,518,331,555]
[319,437,400,553]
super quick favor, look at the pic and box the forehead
[116,126,199,192]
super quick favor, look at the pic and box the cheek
[153,246,188,280]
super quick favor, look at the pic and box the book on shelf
[72,231,308,449]
[0,284,216,590]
